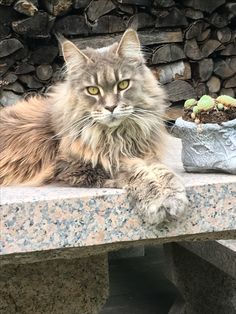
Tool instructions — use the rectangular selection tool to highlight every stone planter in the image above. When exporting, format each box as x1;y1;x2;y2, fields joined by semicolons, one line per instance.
172;117;236;174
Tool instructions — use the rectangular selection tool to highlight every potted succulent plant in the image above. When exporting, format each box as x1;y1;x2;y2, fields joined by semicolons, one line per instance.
172;95;236;174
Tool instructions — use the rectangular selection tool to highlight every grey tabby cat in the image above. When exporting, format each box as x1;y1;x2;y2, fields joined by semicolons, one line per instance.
0;29;188;224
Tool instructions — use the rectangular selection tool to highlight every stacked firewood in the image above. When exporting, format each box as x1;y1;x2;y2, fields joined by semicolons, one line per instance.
0;0;235;116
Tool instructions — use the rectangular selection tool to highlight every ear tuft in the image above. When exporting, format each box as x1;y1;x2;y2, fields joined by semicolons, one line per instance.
116;29;143;61
54;32;65;44
56;33;90;66
62;41;89;65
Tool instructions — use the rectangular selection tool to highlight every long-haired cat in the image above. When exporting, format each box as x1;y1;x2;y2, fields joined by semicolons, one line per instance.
0;29;188;224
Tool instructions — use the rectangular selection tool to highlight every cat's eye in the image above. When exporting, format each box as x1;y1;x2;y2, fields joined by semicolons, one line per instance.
118;80;130;91
87;86;99;95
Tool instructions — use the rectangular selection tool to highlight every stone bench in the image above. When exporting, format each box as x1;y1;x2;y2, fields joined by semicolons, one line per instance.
1;138;236;314
165;240;236;314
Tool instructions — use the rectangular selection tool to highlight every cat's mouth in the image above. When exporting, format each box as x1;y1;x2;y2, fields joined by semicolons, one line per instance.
92;110;132;127
91;104;135;127
102;113;126;127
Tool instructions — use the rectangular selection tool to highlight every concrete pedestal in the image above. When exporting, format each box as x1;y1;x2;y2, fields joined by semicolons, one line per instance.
164;243;236;314
0;254;109;314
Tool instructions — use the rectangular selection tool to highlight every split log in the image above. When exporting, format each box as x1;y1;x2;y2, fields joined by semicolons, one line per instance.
15;63;35;74
185;20;206;40
0;38;23;58
181;0;225;13
194;58;213;82
209;12;228;28
54;15;90;36
224;2;236;18
43;0;72;16
86;0;116;22
139;30;183;45
214;59;235;79
184;8;203;20
73;0;91;9
152;61;191;84
12;12;53;38
117;3;135;15
18;74;43;89
4;81;25;93
0;57;14;77
0;5;21;25
14;0;38;16
195;82;208;98
220;43;236;56
164;80;196;102
226;2;236;14
72;29;183;50
223;75;236;88
0;0;15;5
0;79;10;87
184;39;203;60
201;39;221;57
231;31;235;41
30;45;58;64
215;27;232;43
0;24;11;40
220;88;235;97
228;57;236;71
152;44;185;64
11;45;28;61
209;92;218;98
117;0;152;5
129;13;156;29
164;105;183;121
206;76;221;93
197;28;211;42
3;72;17;84
155;8;188;28
91;15;127;34
153;0;174;7
36;64;53;81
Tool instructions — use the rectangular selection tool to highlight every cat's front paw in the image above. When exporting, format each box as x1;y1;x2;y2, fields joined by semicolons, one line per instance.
130;176;188;225
142;190;188;225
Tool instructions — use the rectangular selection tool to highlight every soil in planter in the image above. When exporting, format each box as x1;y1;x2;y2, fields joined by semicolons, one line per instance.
183;106;236;124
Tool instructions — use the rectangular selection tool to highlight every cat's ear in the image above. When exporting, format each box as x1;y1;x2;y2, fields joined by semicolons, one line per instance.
56;33;90;66
116;29;143;61
62;40;90;65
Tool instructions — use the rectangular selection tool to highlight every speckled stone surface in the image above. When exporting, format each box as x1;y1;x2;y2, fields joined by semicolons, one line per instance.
0;254;108;314
218;239;236;252
1;138;236;262
0;137;235;314
180;240;236;278
165;243;236;314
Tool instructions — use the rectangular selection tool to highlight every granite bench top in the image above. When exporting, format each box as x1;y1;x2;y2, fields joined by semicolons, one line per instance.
1;138;236;263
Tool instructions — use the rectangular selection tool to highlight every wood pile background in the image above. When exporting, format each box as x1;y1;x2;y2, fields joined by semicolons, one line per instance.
0;0;235;119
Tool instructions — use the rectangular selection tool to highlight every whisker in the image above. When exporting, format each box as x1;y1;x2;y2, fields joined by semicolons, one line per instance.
130;114;165;136
133;109;167;123
50;115;92;139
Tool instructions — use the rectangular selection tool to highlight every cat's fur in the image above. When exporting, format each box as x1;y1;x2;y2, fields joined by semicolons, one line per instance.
0;29;188;224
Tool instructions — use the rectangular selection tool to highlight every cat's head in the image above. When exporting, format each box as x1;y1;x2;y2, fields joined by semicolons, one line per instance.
59;29;166;129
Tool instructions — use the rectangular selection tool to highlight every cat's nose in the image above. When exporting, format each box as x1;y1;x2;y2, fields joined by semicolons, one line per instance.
105;105;117;113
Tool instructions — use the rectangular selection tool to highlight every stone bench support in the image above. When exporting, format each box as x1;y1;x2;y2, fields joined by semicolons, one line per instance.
164;241;236;314
0;254;108;314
